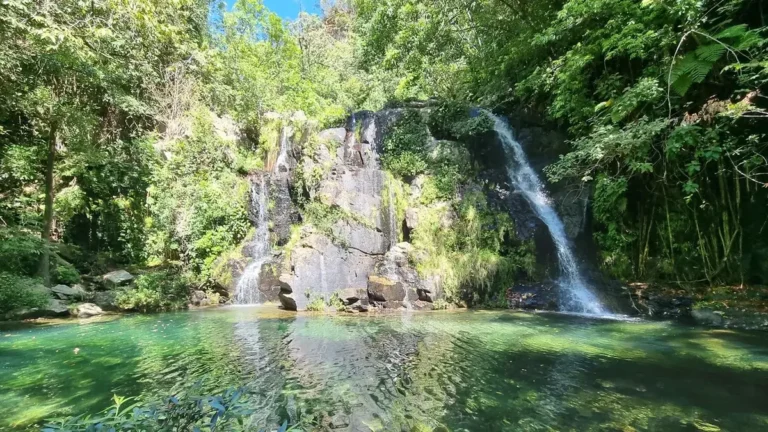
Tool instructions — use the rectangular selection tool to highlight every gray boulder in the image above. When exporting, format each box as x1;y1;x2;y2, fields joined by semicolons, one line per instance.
7;299;70;320
280;232;376;310
71;303;104;319
692;309;725;327
51;284;85;300
368;276;405;302
102;270;134;288
417;288;434;302
191;290;207;306
508;283;560;311
348;301;370;312
336;288;368;306
279;290;298;311
255;261;288;303
44;299;69;316
92;291;119;311
411;300;434;311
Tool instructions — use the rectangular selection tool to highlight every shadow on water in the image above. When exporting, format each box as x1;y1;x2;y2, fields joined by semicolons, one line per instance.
1;309;768;431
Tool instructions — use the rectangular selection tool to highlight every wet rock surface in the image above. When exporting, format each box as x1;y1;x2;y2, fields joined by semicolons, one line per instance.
92;291;119;311
507;282;561;311
101;270;134;288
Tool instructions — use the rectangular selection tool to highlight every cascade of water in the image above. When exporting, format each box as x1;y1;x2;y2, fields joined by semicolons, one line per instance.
387;182;398;248
487;113;607;315
319;255;328;294
274;127;290;173
234;175;271;304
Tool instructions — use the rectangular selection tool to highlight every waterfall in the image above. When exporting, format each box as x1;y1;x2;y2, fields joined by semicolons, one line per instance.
234;175;271;305
387;182;398;248
274;127;291;173
487;113;607;315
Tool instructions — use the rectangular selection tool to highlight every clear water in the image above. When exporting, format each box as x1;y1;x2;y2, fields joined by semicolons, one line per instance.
234;176;270;304
488;113;606;315
2;309;768;431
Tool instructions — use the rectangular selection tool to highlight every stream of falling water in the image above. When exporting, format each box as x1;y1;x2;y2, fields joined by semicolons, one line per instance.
487;113;607;315
234;175;271;304
234;127;292;304
274;127;290;173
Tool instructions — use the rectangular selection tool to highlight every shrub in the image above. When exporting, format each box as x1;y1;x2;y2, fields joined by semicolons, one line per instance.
329;292;346;310
0;228;43;276
115;271;190;313
382;110;430;179
305;297;326;312
427;102;493;141
0;272;49;314
54;262;81;285
206;290;222;305
432;299;449;311
411;191;535;304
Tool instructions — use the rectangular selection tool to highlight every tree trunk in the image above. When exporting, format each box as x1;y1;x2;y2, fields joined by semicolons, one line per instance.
39;120;58;286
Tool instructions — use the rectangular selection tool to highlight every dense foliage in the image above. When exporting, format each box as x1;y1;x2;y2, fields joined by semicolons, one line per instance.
378;106;535;304
0;0;385;310
357;0;768;287
1;0;766;316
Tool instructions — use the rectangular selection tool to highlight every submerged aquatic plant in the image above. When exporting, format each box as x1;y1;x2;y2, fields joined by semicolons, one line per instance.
43;387;294;432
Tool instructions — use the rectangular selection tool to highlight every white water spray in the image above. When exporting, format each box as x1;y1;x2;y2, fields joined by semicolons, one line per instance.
488;113;607;315
234;175;271;304
274;127;291;173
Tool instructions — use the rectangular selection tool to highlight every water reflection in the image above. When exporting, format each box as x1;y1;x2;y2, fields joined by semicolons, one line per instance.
1;309;768;431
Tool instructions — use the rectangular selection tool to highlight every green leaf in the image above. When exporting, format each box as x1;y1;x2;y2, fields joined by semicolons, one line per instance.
671;74;694;96
713;24;748;40
694;44;726;63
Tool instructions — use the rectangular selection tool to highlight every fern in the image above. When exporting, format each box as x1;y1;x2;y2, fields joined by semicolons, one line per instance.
735;31;761;50
714;24;748;40
670;53;716;96
671;74;694;97
694;44;726;62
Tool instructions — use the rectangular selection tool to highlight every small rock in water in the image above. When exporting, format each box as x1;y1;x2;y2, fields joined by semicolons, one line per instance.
329;414;349;429
74;348;80;354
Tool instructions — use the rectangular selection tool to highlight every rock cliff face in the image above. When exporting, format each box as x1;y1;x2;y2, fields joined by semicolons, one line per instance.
272;110;424;311
226;107;597;311
221;110;435;311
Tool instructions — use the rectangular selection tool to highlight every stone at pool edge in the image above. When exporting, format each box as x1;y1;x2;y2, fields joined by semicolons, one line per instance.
336;288;368;306
279;291;298;311
101;270;135;289
692;309;725;327
70;303;104;319
51;284;86;300
367;275;405;302
92;291;119;311
4;299;70;320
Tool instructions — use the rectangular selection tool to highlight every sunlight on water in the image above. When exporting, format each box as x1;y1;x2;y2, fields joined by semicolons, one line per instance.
1;309;768;431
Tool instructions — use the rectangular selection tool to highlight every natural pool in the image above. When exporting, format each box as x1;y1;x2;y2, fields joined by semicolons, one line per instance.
1;308;768;431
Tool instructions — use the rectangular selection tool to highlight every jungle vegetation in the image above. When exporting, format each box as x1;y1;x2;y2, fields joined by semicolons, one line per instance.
0;0;766;314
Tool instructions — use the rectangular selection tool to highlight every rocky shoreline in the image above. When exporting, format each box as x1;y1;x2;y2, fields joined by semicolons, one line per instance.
6;274;767;332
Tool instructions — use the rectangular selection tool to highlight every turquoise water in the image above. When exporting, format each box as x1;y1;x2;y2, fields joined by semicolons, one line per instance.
2;308;768;431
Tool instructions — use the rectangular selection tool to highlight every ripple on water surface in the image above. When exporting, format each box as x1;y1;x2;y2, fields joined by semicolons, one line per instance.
1;308;768;431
